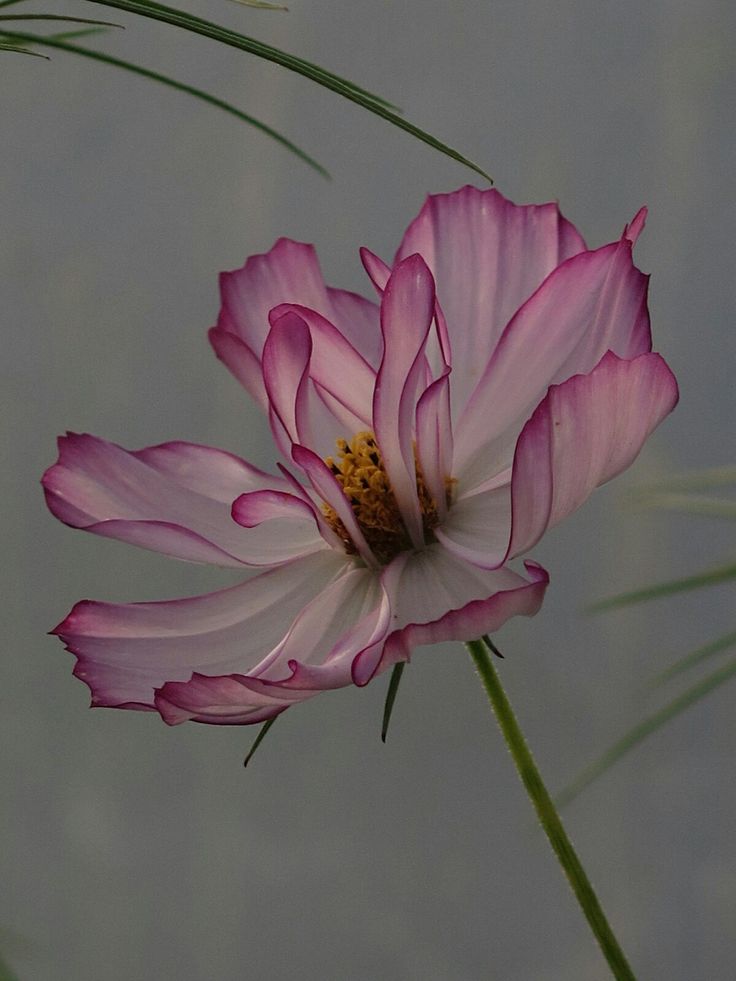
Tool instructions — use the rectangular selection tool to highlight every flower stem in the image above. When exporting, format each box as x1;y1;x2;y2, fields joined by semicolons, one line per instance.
466;638;636;981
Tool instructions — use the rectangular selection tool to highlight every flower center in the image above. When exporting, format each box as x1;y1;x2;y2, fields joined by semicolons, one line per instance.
322;430;445;565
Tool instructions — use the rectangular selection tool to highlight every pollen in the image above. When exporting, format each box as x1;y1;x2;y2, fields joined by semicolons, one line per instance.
322;431;449;565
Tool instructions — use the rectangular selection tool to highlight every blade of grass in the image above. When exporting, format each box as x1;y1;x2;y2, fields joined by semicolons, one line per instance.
381;662;405;743
651;629;736;688
47;27;109;40
0;13;122;25
82;0;492;180
588;561;736;612
632;492;736;519
2;30;328;176
556;656;736;809
0;38;48;54
638;466;736;493
243;715;277;767
228;0;287;9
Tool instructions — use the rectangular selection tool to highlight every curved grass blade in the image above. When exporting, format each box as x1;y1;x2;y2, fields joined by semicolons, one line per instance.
0;952;20;981
0;13;122;25
632;491;736;519
588;561;736;612
47;27;108;40
228;0;287;9
556;656;736;809
639;466;736;493
0;0;27;8
0;38;47;55
481;634;504;658
82;0;492;181
243;715;277;767
2;30;328;176
381;662;405;743
651;629;736;688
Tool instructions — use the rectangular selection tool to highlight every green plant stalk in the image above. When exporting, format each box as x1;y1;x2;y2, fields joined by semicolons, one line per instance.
466;638;635;981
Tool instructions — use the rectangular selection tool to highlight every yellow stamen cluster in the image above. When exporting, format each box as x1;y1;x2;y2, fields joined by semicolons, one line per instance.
323;431;444;565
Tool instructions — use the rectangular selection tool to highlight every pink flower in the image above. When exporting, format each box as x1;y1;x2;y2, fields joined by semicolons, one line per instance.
44;187;678;726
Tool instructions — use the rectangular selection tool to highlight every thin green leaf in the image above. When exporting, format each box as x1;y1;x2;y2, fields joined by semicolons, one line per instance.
481;634;504;658
639;466;736;493
0;952;20;981
48;27;108;40
0;0;27;8
228;0;287;9
631;491;736;519
0;38;47;54
82;0;492;180
0;13;122;25
588;561;736;612
2;31;328;176
243;715;277;767
556;656;736;809
651;629;736;688
381;662;405;743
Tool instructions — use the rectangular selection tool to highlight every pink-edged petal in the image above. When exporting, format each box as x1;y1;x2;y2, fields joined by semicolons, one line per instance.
208;327;268;412
216;238;381;405
373;254;436;548
434;483;510;569
53;550;348;714
231;487;338;557
507;351;679;559
218;238;331;358
268;303;375;427
248;564;389;689
262;311;349;458
377;545;549;671
415;372;453;521
360;246;391;293
454;232;654;489
155;676;305;726
325;286;382;369
624;206;647;245
156;563;390;723
395;186;587;416
42;433;323;567
291;444;378;568
132;440;289;500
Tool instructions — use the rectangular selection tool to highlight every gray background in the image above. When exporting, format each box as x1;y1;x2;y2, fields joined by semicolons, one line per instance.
2;1;735;978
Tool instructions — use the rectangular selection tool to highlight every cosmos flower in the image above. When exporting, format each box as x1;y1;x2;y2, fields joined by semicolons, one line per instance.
43;187;678;725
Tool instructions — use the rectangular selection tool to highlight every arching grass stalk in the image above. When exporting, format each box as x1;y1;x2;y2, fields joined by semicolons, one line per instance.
466;637;636;981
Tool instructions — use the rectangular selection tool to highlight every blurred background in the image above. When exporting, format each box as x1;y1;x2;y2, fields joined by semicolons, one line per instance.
2;1;735;978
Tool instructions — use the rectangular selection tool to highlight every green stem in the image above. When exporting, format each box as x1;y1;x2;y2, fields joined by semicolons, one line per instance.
466;638;636;981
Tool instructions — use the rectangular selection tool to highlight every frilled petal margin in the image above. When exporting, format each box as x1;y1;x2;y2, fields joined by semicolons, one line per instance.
52;550;349;716
151;549;548;725
42;434;326;567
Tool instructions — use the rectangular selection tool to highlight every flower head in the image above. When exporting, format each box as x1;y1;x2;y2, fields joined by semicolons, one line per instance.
44;188;678;725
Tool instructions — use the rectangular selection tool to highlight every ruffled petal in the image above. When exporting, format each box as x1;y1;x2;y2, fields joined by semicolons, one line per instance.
377;545;549;671
215;238;380;404
415;372;453;521
52;550;349;714
395;186;587;417
261;311;344;458
325;286;382;369
268;302;375;428
156;563;390;723
507;351;679;559
373;254;436;548
290;445;377;568
434;483;510;569
42;434;323;567
454;230;653;490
